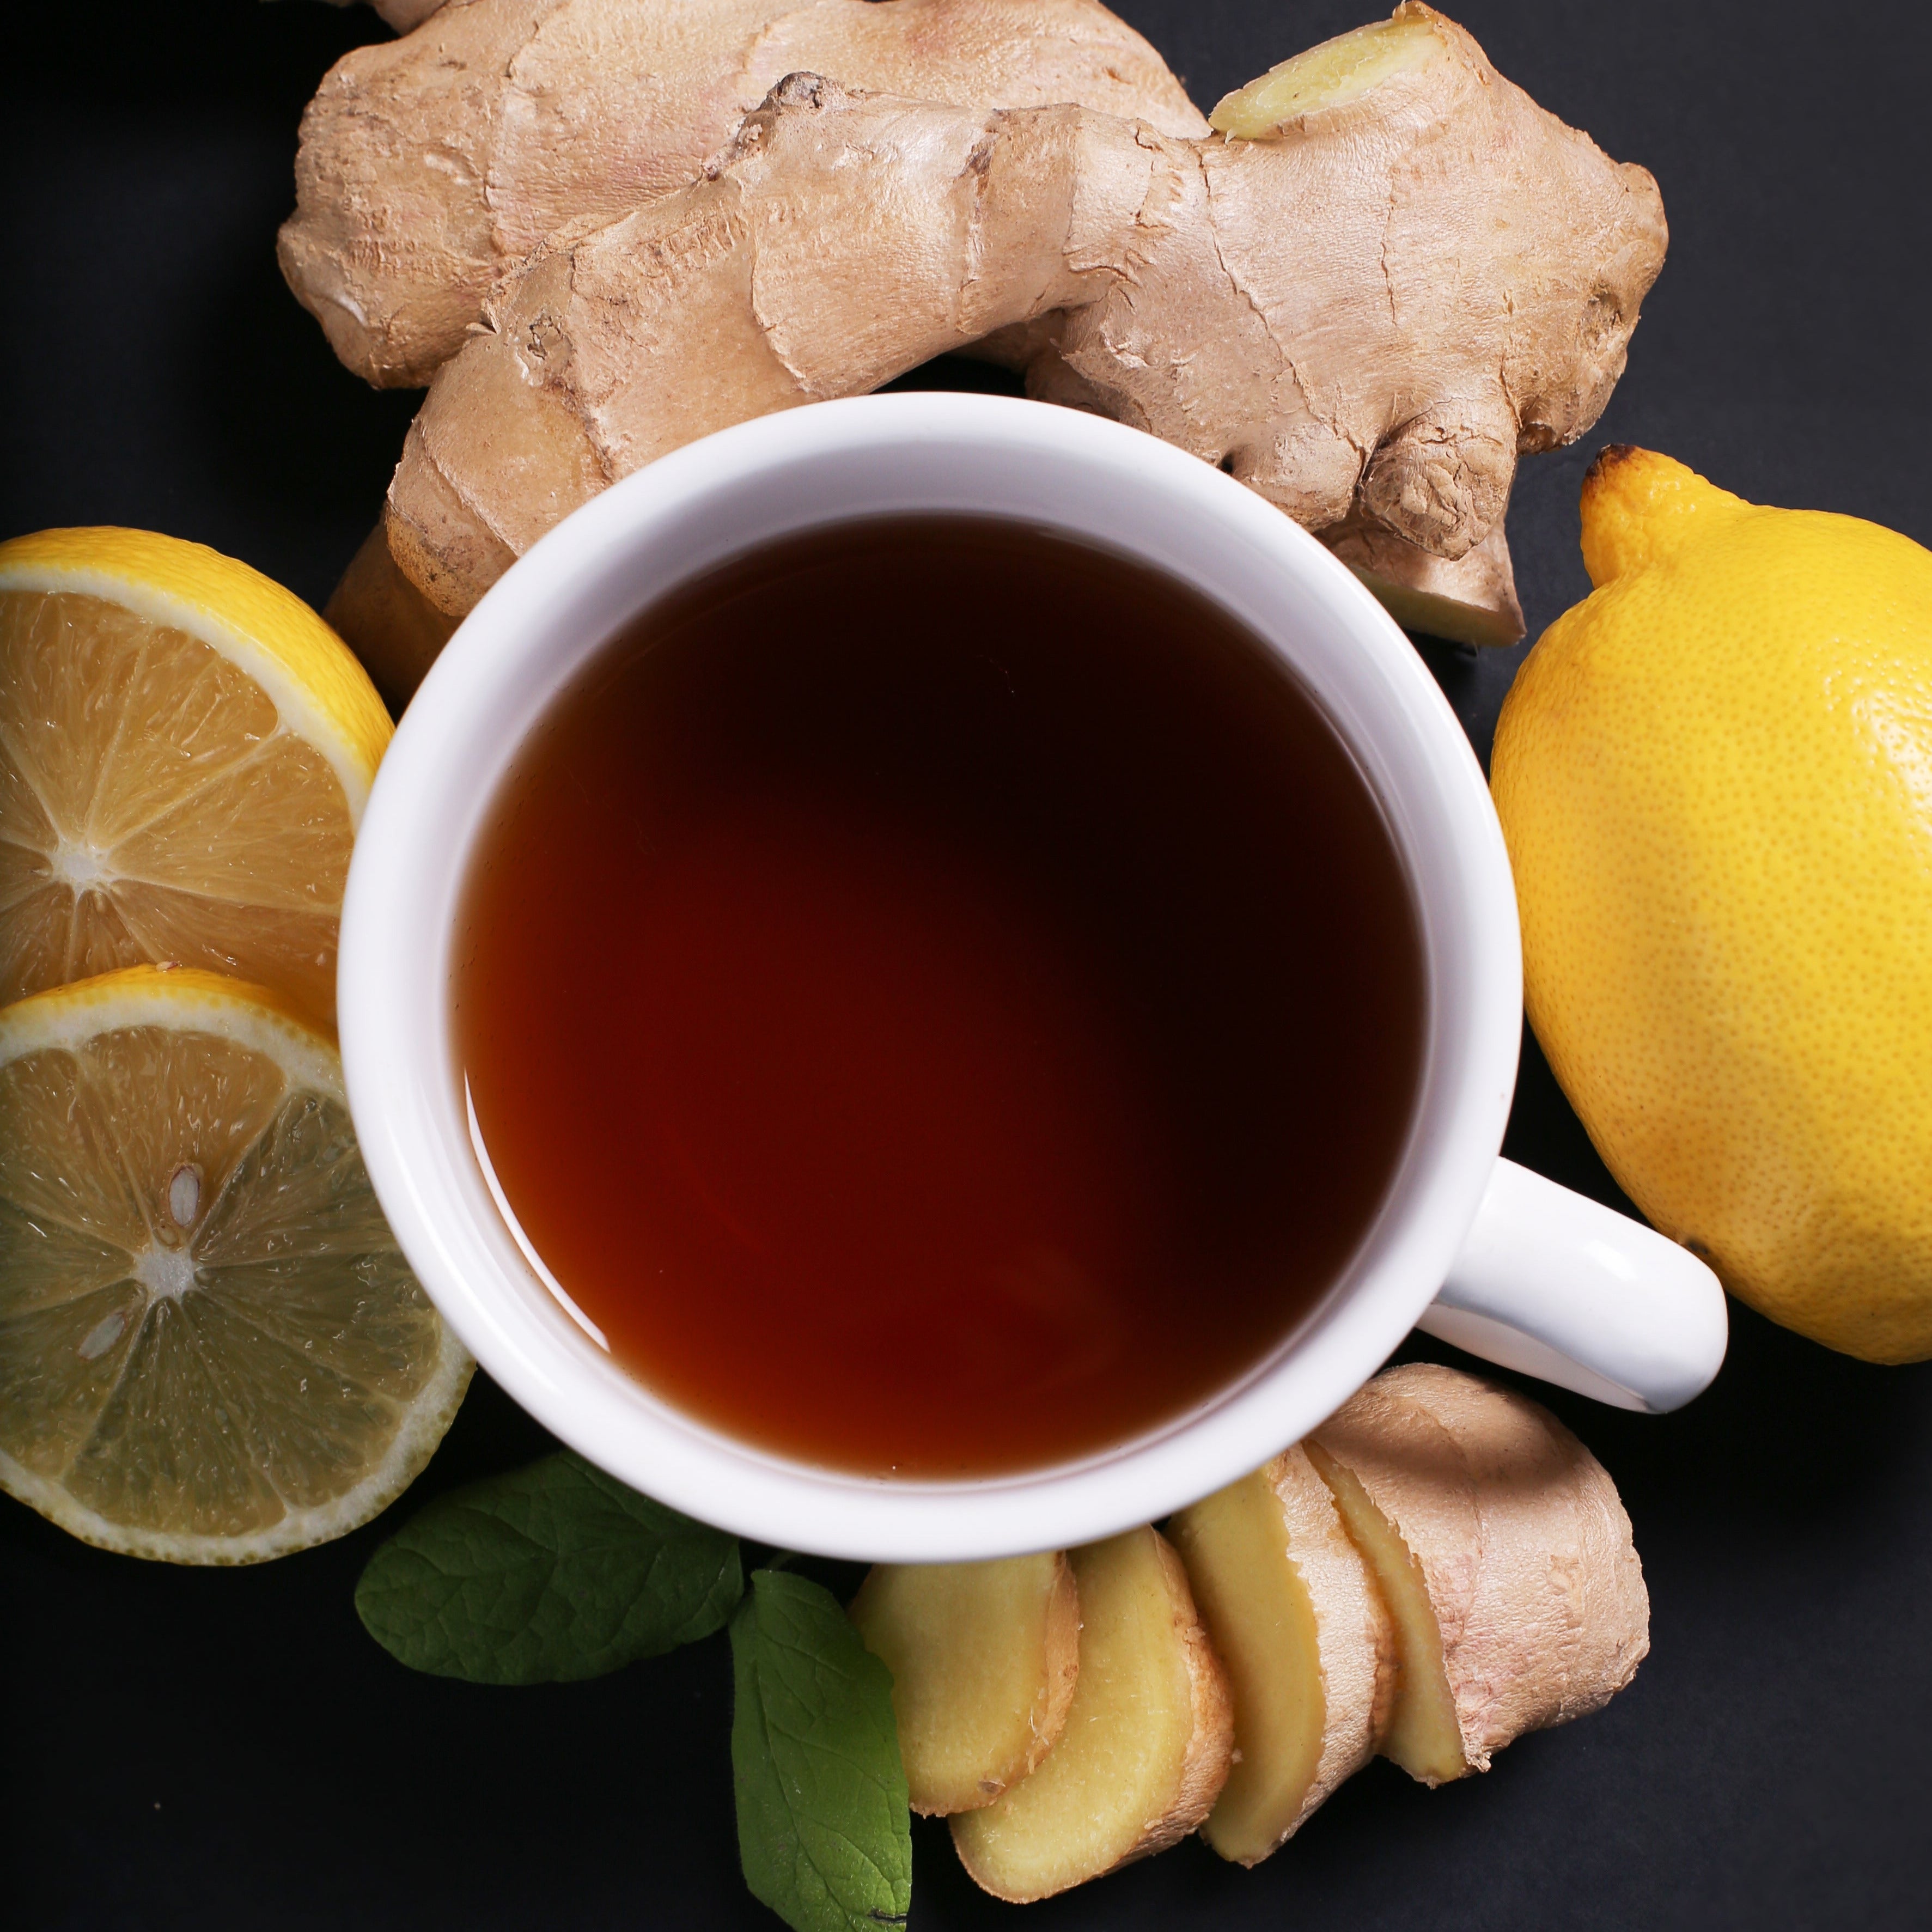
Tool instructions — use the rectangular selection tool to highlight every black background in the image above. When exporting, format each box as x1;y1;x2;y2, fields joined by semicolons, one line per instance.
4;3;1930;1927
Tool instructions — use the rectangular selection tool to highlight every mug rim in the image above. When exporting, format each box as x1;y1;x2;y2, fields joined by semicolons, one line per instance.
339;393;1522;1559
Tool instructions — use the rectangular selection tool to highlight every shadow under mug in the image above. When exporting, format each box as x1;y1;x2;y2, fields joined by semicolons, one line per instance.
339;393;1727;1562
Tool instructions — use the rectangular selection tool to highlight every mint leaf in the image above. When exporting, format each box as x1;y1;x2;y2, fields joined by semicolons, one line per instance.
356;1450;740;1683
731;1570;912;1932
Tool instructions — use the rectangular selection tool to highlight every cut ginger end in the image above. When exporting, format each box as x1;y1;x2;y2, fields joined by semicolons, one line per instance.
848;1553;1078;1817
1309;1363;1651;1785
950;1527;1232;1903
1168;1446;1392;1864
1210;7;1441;138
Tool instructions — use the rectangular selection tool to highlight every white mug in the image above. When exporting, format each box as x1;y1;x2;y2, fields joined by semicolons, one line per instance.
339;393;1727;1561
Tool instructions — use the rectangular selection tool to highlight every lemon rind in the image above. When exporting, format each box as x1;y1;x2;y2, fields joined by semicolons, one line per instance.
0;531;392;825
0;965;346;1089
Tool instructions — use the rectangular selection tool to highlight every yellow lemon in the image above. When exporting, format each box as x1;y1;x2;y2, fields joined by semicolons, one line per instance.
0;527;392;1031
1492;447;1932;1362
0;965;469;1560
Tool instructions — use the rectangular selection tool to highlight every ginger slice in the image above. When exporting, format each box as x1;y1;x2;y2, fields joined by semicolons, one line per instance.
1301;1439;1466;1783
1169;1445;1393;1865
951;1526;1232;1903
1310;1363;1650;1784
848;1553;1078;1816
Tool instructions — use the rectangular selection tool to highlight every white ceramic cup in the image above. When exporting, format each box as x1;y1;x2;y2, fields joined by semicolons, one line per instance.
340;392;1727;1561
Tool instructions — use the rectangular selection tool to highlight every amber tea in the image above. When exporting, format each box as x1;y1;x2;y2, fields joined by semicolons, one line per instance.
453;516;1424;1477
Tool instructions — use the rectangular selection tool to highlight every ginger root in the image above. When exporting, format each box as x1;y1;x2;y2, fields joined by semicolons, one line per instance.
377;7;1663;643
1168;1445;1393;1866
354;0;448;32
1326;517;1527;652
321;521;454;716
950;1527;1231;1903
848;1553;1080;1817
280;0;1205;389
1309;1363;1650;1784
317;1;446;32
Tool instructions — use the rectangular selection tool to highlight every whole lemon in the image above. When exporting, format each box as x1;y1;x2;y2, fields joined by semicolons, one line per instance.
1492;447;1932;1362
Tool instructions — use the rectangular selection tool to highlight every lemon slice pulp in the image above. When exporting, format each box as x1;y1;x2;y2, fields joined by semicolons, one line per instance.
0;966;469;1562
0;527;393;1031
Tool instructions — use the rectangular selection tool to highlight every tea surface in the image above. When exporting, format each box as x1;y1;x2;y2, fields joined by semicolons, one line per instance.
454;518;1423;1476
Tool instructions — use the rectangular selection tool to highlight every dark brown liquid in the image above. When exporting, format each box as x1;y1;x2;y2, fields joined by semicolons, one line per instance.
454;517;1423;1476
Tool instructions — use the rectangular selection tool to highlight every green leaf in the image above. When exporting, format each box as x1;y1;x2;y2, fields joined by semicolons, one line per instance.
355;1450;741;1683
731;1570;912;1932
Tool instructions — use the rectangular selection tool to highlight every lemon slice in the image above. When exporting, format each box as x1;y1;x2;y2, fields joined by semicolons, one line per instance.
0;965;470;1561
0;527;393;1031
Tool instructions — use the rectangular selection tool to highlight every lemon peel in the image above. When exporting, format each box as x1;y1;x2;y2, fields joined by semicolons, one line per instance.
1494;448;1932;1361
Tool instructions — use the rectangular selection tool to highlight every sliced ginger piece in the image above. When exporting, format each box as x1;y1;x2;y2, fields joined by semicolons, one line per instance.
1209;6;1443;139
848;1553;1078;1815
951;1526;1231;1903
1169;1445;1393;1864
1310;1363;1650;1784
1301;1439;1465;1783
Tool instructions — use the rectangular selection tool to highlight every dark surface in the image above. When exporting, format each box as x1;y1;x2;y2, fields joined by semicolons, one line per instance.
4;2;1930;1927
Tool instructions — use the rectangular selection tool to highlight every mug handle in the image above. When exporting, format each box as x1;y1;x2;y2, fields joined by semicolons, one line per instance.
1417;1158;1729;1413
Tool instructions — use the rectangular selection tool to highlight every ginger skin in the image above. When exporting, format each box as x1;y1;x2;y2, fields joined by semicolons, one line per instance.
382;9;1665;630
1312;1364;1650;1782
281;0;1205;391
364;0;448;30
318;1;446;31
